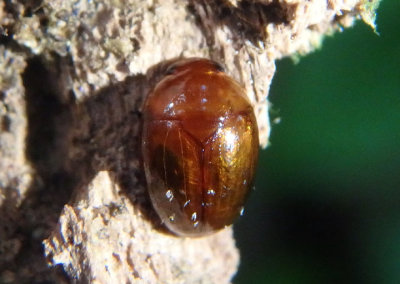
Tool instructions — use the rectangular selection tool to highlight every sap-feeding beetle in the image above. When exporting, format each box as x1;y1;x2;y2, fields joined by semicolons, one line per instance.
142;58;259;237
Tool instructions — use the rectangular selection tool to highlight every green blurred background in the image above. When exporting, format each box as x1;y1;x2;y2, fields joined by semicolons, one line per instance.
235;1;400;283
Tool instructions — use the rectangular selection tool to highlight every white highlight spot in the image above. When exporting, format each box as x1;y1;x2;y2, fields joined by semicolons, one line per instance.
165;190;174;202
224;130;236;151
191;212;197;221
165;102;174;111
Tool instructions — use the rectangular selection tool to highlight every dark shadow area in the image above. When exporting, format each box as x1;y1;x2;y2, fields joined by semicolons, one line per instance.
189;0;295;45
68;71;152;213
235;192;363;284
0;55;74;282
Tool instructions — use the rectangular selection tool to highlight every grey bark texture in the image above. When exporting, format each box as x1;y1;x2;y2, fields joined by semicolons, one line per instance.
0;0;375;283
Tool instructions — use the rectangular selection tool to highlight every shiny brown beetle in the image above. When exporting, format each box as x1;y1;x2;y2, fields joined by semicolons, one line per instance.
142;58;259;237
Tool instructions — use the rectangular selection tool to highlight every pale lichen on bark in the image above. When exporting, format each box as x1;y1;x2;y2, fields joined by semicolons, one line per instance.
0;0;380;283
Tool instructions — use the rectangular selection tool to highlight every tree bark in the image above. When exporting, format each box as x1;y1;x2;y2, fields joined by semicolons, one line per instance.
0;0;378;283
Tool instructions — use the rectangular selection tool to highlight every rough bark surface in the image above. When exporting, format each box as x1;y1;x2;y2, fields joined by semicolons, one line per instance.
0;0;373;283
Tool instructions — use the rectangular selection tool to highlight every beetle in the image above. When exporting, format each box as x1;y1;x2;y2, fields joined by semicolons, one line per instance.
142;58;259;237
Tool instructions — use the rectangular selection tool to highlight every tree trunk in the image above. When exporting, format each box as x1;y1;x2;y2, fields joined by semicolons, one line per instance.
0;0;378;283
